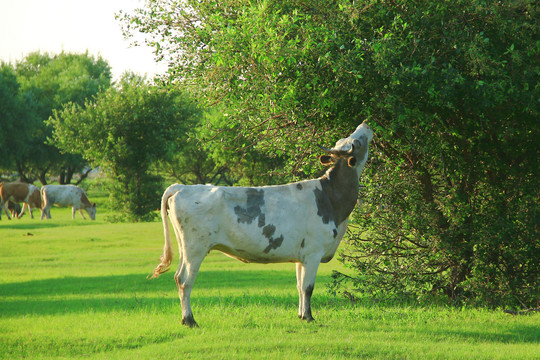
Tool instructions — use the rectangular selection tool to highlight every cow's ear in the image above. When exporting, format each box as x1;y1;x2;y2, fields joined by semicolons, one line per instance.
347;156;357;167
92;203;96;208
319;155;333;165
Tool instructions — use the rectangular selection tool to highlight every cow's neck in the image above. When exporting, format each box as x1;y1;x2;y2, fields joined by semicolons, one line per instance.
318;159;360;226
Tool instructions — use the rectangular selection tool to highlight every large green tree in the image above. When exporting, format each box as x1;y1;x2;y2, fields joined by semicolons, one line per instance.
122;0;538;307
0;64;26;173
49;74;199;221
10;52;111;183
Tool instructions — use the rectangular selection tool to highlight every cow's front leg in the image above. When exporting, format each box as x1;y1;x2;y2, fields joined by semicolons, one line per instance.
296;262;304;318
296;257;321;322
14;203;27;219
79;209;87;220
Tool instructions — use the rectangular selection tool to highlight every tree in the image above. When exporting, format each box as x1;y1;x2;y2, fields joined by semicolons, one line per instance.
49;74;199;221
122;0;538;307
0;62;43;180
0;64;25;172
158;108;287;186
11;52;111;184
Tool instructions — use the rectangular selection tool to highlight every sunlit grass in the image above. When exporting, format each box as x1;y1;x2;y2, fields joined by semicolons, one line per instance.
1;190;538;359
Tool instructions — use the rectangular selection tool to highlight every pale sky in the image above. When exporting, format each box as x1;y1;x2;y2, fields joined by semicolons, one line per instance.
0;0;167;80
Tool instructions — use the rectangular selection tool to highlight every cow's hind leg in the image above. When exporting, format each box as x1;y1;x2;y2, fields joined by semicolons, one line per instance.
296;257;321;322
174;246;205;328
41;205;52;220
0;201;9;220
40;201;49;220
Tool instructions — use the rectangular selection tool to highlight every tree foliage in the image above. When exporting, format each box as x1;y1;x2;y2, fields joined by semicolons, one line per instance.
122;0;538;306
49;74;199;221
1;52;112;183
0;64;28;172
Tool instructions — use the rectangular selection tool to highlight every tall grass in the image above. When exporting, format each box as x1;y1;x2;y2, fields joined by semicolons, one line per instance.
0;187;538;359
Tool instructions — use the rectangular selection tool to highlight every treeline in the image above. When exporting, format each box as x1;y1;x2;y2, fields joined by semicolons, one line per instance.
1;52;284;221
1;52;110;184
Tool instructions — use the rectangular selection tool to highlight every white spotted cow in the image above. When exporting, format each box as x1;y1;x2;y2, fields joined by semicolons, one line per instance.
40;185;96;220
150;121;374;327
0;182;42;220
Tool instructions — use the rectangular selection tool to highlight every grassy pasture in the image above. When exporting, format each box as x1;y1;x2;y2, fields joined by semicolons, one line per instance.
0;189;538;359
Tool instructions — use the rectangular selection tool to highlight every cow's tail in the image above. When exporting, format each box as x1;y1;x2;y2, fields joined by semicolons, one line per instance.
148;186;178;279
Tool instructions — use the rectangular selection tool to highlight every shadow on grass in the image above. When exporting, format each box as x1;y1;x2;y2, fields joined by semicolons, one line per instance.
0;270;303;317
0;220;99;230
0;270;297;298
0;221;63;230
429;326;540;346
3;271;536;345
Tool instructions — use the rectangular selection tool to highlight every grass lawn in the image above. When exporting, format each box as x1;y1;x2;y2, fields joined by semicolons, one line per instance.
0;189;538;359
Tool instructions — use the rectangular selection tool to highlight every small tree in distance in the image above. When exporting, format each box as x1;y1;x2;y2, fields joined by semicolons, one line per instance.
49;73;199;221
1;52;111;183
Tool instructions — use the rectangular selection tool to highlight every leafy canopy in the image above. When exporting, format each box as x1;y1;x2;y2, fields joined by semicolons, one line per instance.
122;0;538;306
1;52;111;183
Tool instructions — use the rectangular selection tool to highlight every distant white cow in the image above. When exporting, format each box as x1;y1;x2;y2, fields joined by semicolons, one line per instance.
0;182;41;220
40;185;96;220
150;121;374;327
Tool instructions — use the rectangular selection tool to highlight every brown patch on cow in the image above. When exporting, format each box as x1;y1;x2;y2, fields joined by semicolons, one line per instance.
264;234;284;253
1;183;30;203
262;224;276;238
296;183;303;190
234;188;265;225
258;213;266;228
313;137;368;226
262;223;284;253
313;187;334;225
80;192;92;207
29;188;42;208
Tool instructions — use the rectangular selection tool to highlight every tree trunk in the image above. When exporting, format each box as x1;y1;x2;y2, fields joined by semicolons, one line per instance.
38;170;48;185
59;171;66;184
15;161;34;183
65;165;75;184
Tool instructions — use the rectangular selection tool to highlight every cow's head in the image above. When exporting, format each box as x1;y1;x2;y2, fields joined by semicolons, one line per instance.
88;203;97;220
318;121;374;177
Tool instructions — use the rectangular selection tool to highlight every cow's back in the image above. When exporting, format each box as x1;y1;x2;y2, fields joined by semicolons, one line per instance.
42;185;82;206
27;184;41;208
1;183;30;203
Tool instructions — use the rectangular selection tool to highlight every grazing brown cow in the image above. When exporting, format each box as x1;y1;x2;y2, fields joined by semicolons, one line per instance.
0;182;42;220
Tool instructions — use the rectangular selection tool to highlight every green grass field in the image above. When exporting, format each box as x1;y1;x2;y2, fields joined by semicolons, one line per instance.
1;189;538;359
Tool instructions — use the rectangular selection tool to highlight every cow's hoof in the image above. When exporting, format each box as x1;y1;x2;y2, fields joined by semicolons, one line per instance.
182;315;198;328
299;314;315;322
